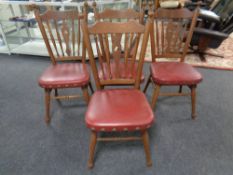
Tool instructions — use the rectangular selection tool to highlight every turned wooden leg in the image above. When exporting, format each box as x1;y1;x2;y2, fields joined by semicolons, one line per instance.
89;82;94;94
191;85;197;119
44;88;51;124
178;85;183;93
82;85;90;104
88;131;97;169
151;85;160;109
141;130;152;167
54;89;58;97
143;75;152;93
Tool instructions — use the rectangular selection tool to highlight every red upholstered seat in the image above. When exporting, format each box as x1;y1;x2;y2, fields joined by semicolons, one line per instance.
85;89;154;132
150;62;203;85
98;62;144;81
39;63;90;88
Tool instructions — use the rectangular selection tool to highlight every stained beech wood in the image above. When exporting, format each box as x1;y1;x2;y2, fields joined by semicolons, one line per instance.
82;19;150;90
54;88;58;97
143;75;152;93
142;130;152;167
91;3;146;88
191;85;197;119
83;16;152;168
88;131;97;169
82;85;90;104
35;9;93;124
35;10;87;63
52;94;82;100
145;8;201;118
151;85;160;109
97;137;142;142
44;89;51;124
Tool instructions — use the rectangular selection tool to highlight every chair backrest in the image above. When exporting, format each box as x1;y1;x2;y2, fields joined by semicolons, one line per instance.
81;20;151;90
35;9;87;65
150;8;199;62
91;2;146;72
92;2;145;24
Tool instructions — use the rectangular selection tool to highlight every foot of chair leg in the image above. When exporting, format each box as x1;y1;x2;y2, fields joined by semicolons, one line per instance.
192;114;196;120
191;85;197;120
88;131;97;169
44;88;51;124
141;130;152;167
151;85;160;109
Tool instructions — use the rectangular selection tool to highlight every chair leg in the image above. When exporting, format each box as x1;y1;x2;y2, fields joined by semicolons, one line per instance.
89;82;94;94
88;131;97;169
178;85;183;93
141;130;152;167
143;75;151;93
151;85;160;109
191;85;197;119
54;89;58;97
44;88;51;124
82;85;90;104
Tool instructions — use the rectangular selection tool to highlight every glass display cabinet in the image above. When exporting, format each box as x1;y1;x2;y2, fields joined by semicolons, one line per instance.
0;0;134;56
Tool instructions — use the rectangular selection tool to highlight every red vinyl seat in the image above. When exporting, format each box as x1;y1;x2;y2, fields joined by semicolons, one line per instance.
150;62;203;85
98;62;144;82
39;63;90;88
86;89;154;132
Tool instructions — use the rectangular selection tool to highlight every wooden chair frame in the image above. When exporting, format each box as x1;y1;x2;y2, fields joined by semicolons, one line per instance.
144;8;200;119
90;2;147;88
35;9;93;123
81;18;152;168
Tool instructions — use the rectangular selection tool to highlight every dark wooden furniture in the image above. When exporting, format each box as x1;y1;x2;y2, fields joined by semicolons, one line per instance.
144;8;203;119
35;10;93;124
91;2;146;88
81;19;153;168
189;5;232;61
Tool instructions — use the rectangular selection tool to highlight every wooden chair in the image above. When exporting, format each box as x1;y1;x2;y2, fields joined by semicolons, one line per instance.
81;18;153;168
144;8;203;119
90;2;146;88
35;9;93;124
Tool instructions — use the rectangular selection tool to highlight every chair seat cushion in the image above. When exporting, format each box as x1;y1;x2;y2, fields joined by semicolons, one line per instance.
151;62;202;85
98;62;144;82
39;63;90;88
85;89;154;132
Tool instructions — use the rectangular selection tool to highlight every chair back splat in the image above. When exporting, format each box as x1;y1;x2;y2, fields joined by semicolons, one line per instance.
35;9;88;64
150;8;199;62
82;19;151;90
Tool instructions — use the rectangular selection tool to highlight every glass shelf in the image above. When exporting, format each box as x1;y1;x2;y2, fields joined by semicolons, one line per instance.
0;0;134;56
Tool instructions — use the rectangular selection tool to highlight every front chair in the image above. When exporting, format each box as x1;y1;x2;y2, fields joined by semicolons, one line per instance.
144;8;203;119
35;10;93;124
81;19;153;168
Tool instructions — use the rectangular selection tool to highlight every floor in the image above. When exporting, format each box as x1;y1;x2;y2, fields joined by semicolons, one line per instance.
0;54;233;175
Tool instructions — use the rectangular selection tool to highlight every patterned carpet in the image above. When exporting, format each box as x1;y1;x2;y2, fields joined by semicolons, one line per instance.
144;33;233;70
